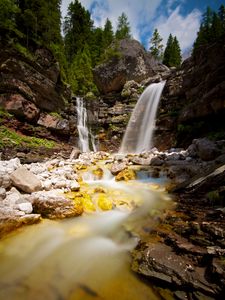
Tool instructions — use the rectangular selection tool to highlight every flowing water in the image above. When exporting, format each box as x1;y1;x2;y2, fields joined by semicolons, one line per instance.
120;81;166;154
0;166;171;300
76;97;96;152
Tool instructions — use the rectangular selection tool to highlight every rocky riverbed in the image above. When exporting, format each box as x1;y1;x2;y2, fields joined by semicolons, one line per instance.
0;137;225;299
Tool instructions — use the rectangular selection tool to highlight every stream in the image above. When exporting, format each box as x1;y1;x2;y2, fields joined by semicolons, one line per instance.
0;165;171;300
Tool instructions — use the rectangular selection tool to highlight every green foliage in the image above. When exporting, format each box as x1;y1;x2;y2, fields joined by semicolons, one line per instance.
163;34;182;67
115;13;131;40
68;45;97;95
193;5;225;54
206;190;221;205
0;0;20;32
149;29;164;60
14;43;34;60
100;41;122;63
0;126;55;149
63;0;93;63
103;18;114;47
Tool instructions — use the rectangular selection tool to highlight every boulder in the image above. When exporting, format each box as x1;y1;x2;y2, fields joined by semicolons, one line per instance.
10;167;42;193
115;168;136;181
32;192;83;219
93;39;168;94
37;113;70;134
111;162;127;175
193;138;220;161
0;208;41;238
1;93;40;121
132;242;217;296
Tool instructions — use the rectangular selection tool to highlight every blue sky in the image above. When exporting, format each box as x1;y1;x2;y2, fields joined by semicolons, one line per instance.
61;0;225;53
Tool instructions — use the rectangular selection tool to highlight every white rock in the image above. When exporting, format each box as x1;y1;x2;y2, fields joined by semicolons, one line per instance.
70;181;80;191
10;167;42;193
17;202;33;214
5;187;21;205
54;180;67;189
58;161;65;167
43;179;52;191
0;187;6;200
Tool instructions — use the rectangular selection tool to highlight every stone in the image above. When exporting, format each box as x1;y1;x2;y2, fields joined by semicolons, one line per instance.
150;157;164;166
130;156;151;165
93;39;168;94
185;164;225;195
3;94;40;121
193;138;220;161
10;167;42;193
17;202;33;214
32;191;83;219
132;242;217;296
70;181;80;191
0;209;41;239
0;47;68;112
0;188;6;200
111;162;127;175
115;168;136;181
37;113;70;135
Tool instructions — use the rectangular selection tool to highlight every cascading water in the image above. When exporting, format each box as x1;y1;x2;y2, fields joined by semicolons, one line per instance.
76;97;96;152
119;81;166;153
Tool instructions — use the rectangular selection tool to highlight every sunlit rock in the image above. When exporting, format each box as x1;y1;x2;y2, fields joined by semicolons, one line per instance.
97;194;113;211
115;168;136;182
10;167;42;193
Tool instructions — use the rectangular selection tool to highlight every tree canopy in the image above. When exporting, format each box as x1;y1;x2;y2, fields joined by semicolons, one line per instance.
149;28;164;61
193;5;225;54
115;13;131;40
163;34;182;67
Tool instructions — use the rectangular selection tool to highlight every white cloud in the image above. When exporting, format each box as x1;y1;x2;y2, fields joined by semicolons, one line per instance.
61;1;201;52
154;6;201;51
61;0;162;41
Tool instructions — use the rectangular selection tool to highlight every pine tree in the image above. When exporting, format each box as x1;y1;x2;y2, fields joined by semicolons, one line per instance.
149;28;164;61
218;4;225;30
63;0;93;62
163;34;173;66
163;34;181;67
0;0;20;33
115;13;131;40
193;5;225;54
103;18;114;47
171;36;182;67
68;45;97;94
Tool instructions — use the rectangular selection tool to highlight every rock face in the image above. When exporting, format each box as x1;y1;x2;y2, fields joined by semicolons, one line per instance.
93;39;168;94
0;47;67;114
154;35;225;149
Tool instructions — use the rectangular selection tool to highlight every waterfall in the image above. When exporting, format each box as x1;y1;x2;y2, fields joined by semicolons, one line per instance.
119;81;166;154
76;97;96;152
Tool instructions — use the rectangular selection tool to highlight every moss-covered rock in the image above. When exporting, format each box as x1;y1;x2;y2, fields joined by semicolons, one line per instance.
115;168;136;181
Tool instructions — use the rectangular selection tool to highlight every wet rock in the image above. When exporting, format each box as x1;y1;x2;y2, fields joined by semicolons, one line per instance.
130;156;151;165
185;164;225;195
150;156;164;166
10;167;42;193
32;191;83;219
111;162;127;175
132;242;217;296
0;209;41;238
115;168;136;181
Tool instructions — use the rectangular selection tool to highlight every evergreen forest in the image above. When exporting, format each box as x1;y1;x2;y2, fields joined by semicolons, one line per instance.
1;0;225;95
